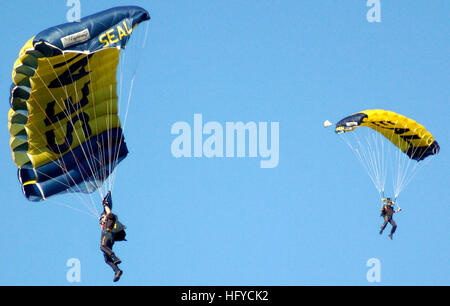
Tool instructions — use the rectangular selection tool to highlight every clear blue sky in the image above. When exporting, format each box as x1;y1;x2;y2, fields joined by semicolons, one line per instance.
0;1;448;285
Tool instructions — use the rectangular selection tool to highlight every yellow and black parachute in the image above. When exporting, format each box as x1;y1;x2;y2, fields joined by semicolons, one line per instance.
335;109;439;161
335;109;439;199
8;6;150;202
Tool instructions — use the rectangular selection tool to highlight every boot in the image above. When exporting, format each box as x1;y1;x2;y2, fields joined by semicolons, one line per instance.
113;269;123;282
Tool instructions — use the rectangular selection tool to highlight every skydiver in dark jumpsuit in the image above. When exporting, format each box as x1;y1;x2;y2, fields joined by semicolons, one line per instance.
100;191;123;282
379;198;402;240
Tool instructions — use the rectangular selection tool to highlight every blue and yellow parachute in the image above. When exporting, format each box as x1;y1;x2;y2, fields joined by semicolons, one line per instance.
8;6;150;201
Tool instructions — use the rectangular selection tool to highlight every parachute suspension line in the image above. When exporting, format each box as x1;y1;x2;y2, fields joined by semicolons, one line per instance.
49;53;103;214
93;23;151;197
393;126;434;199
34;55;101;216
381;116;434;200
377;128;386;194
67;51;119;213
371;127;387;194
105;47;127;195
49;198;100;219
356;131;380;193
107;83;114;193
365;129;386;195
28;87;99;217
42;55;101;195
392;118;409;199
102;92;116;202
79;55;104;208
339;131;383;196
108;67;135;194
95;82;114;200
108;22;150;193
380;115;410;200
81;24;149;203
108;54;127;194
105;48;123;194
48;54;99;186
84;54;104;197
387;118;411;199
378;130;387;194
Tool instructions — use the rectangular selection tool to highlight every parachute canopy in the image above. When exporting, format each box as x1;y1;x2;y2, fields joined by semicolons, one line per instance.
335;109;439;161
8;6;150;201
335;109;439;199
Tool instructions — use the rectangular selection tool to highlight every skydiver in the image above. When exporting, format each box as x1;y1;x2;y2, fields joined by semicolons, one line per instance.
379;197;402;240
100;191;123;282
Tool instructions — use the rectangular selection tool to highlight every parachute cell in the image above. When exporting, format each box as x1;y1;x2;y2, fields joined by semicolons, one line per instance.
8;6;150;201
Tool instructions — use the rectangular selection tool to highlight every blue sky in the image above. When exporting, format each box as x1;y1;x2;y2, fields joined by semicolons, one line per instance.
0;1;448;285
